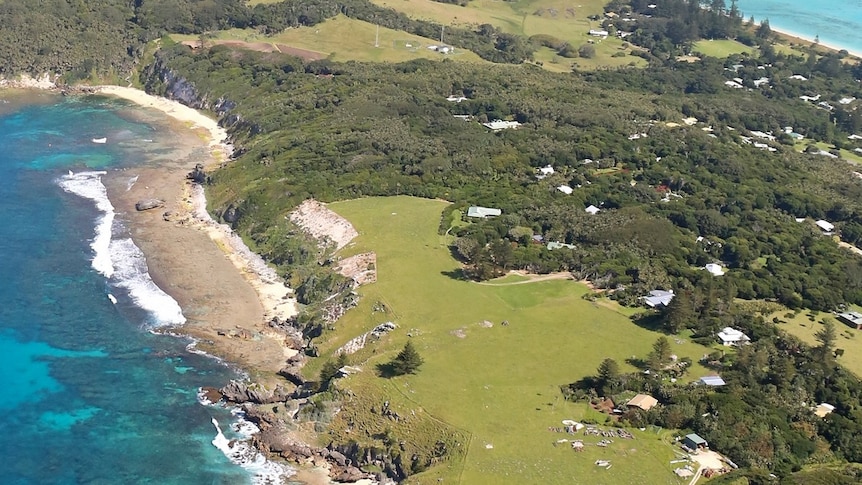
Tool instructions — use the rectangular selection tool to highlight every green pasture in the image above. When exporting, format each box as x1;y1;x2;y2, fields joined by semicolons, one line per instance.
692;39;757;58
370;0;646;70
317;196;713;484
270;15;486;63
794;140;862;165
171;16;486;64
768;307;862;376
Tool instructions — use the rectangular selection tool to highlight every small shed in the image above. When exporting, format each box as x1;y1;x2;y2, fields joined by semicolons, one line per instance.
837;311;862;330
683;433;708;450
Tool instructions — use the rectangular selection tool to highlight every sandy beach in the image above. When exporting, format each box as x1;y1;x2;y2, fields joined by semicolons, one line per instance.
96;85;300;385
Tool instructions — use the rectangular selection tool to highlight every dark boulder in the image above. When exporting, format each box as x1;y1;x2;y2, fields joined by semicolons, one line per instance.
187;163;206;184
135;199;165;211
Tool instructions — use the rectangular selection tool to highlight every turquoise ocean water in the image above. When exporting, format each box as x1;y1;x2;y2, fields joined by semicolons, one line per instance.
735;0;862;54
0;93;292;484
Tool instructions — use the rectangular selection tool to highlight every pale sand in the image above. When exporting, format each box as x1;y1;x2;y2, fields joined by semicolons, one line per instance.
93;85;299;383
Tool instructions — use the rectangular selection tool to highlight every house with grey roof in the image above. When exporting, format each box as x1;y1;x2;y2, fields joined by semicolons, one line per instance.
466;206;501;219
642;289;675;308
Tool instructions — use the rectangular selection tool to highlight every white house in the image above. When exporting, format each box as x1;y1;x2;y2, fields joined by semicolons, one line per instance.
466;206;501;218
585;205;601;215
446;95;467;102
699;375;726;386
724;80;743;89
839;97;856;105
557;185;573;195
589;29;609;37
538;165;555;175
642;289;675;308
717;327;750;346
815;220;834;232
814;403;835;418
788;74;808;81
483;120;521;131
753;77;770;88
704;263;725;276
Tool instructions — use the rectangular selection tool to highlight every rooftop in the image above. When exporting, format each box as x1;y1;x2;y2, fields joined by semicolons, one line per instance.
642;289;675;308
626;393;658;411
699;375;726;386
466;206;501;218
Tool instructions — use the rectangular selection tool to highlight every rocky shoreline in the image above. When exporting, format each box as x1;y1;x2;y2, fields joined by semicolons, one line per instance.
1;74;381;484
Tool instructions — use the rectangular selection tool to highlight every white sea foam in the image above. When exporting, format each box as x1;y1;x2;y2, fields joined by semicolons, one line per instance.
111;237;185;326
126;175;139;191
58;170;185;327
58;171;115;277
211;417;295;485
196;387;214;406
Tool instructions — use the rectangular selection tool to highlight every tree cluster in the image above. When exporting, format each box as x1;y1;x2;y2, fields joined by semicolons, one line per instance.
564;309;862;479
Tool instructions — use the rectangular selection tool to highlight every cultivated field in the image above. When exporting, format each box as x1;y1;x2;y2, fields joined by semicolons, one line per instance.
692;39;757;58
315;196;714;484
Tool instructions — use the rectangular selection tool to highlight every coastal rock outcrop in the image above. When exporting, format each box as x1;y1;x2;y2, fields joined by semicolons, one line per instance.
219;380;291;404
135;198;165;211
187;163;207;184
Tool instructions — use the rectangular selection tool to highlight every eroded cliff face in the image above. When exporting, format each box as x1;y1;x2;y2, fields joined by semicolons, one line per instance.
141;53;254;138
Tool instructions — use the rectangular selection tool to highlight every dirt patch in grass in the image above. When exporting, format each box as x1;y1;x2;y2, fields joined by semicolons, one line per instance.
180;40;326;60
334;252;377;285
274;44;327;60
289;199;358;251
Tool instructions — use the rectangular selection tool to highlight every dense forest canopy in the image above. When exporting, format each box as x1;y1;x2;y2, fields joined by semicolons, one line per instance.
0;0;533;79
144;42;862;316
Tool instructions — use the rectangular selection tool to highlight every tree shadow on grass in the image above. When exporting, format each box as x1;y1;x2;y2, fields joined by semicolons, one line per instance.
625;357;649;370
440;269;470;281
630;311;665;332
376;362;398;378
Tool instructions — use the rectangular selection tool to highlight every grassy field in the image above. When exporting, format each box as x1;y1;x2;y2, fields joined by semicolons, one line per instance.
315;196;714;484
794;140;862;165
692;39;757;58
171;16;487;64
370;0;647;70
768;308;862;376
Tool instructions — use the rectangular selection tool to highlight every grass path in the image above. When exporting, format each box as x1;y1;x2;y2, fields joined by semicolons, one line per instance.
478;271;573;286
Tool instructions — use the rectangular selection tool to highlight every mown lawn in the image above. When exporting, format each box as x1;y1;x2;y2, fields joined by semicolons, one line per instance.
316;196;714;484
768;307;862;376
692;39;757;58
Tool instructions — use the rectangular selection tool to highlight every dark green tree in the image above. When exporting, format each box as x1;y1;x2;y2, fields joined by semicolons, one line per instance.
815;319;838;359
319;352;349;388
389;341;424;375
596;358;621;395
664;290;694;334
649;336;673;371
